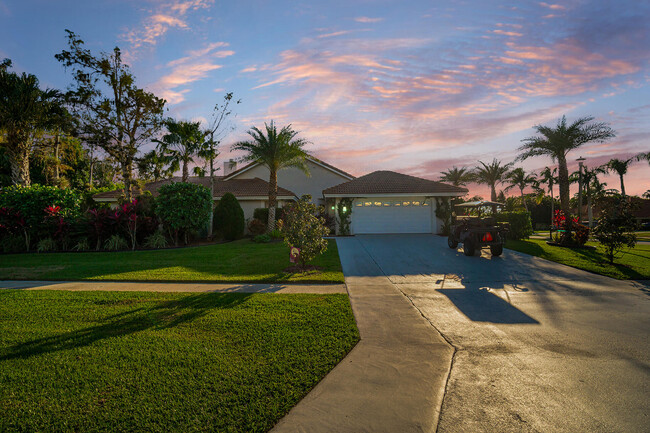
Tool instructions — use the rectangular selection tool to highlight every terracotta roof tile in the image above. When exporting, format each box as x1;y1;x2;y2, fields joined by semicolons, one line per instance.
93;177;296;200
322;170;468;196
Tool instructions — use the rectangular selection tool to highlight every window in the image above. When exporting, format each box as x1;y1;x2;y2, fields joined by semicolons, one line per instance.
364;201;372;207
374;201;382;207
402;201;411;207
356;202;363;207
412;201;421;206
383;201;391;206
423;201;430;206
394;202;401;206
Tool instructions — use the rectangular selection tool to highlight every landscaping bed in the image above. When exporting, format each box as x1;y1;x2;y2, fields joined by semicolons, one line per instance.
0;239;344;283
505;238;650;280
0;290;359;432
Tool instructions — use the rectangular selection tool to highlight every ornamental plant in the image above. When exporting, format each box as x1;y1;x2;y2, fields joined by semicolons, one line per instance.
593;195;639;263
282;195;329;268
213;193;245;241
155;182;212;245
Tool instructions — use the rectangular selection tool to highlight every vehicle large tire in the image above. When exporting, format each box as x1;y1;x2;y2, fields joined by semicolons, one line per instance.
490;243;503;256
448;235;458;249
463;236;475;256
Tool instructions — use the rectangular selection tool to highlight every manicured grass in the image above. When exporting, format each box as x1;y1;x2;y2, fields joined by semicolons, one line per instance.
0;239;344;283
0;290;359;432
505;238;650;280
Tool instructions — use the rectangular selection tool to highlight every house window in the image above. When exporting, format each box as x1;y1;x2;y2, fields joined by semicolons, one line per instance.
413;201;421;206
423;201;430;206
364;201;372;207
402;201;411;207
374;201;382;207
383;201;391;206
356;202;363;207
394;202;401;206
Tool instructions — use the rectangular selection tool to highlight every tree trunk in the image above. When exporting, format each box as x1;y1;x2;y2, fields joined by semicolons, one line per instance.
122;160;133;201
54;133;61;185
549;185;554;241
267;169;278;233
619;174;626;196
520;188;528;211
182;160;189;182
587;195;593;229
7;138;31;187
490;185;497;214
557;156;572;243
207;156;215;238
89;159;95;188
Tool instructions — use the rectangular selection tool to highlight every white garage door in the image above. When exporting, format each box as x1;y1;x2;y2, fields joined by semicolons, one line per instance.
351;198;433;234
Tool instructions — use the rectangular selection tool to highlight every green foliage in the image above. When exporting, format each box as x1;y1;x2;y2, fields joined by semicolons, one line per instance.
104;234;128;251
1;234;26;253
593;196;639;263
144;232;168;249
154;118;204;182
495;211;533;240
336;198;352;235
435;197;452;235
283;195;329;267
253;234;271;243
269;228;283;240
213;193;245;241
37;238;58;253
247;218;266;236
156;182;212;244
72;238;90;251
253;207;284;224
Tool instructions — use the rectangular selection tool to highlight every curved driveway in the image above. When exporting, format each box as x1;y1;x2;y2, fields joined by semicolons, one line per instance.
355;234;650;433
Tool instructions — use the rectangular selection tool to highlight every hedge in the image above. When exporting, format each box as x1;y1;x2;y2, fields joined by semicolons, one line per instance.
155;182;212;245
214;193;245;241
495;211;533;240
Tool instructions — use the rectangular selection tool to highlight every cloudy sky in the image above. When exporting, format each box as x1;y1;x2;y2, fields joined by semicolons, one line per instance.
1;0;648;196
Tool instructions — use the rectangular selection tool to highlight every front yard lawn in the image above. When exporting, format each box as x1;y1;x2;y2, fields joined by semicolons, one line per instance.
505;238;650;280
0;239;344;283
0;290;359;432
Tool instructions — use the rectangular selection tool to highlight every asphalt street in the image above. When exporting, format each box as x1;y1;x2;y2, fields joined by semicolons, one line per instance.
354;234;649;433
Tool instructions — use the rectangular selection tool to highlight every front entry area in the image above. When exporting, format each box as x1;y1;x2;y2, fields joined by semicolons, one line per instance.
350;198;434;234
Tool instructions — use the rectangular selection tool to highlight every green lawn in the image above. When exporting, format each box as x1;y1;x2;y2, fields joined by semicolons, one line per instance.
0;239;344;283
0;290;359;432
505;238;650;280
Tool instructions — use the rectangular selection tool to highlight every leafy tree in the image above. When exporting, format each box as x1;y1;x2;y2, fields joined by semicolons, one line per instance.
474;159;512;212
155;182;212;245
232;121;310;233
593;195;639;264
602;157;634;196
202;92;240;237
56;30;165;200
439;166;474;186
136;149;173;182
213;192;245;241
505;167;538;211
0;59;66;186
282;195;329;268
155;118;204;182
518;115;615;244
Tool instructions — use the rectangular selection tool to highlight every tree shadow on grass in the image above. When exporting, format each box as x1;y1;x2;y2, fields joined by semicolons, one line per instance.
570;247;647;279
0;292;252;361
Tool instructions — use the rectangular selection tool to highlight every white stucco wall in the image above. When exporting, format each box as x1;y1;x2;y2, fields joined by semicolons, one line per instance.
230;160;351;205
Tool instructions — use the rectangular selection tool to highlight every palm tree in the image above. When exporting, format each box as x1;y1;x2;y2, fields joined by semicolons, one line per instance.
603;157;634;196
0;60;64;186
155;118;204;182
571;165;607;228
636;151;650;166
136;149;174;182
518;115;615;243
439;166;474;187
474;159;513;212
505;167;537;211
232;121;310;232
537;167;558;237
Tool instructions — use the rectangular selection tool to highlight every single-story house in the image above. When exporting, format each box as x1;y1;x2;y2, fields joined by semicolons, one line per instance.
94;157;467;234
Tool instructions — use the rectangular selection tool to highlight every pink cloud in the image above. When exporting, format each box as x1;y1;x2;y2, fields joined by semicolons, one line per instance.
354;17;384;23
539;2;566;10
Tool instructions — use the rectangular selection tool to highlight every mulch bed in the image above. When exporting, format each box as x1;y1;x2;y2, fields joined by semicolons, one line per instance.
283;264;324;274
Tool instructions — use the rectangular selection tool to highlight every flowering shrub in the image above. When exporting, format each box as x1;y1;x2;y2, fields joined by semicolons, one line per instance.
247;218;266;236
552;210;589;245
282;195;329;268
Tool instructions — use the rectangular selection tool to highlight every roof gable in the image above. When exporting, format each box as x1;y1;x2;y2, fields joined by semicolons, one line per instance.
322;171;468;196
223;157;354;181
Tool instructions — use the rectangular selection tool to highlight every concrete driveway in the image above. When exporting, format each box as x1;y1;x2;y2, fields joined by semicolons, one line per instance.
353;234;650;433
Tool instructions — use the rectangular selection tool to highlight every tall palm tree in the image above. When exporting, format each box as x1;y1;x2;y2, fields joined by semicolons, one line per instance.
0;60;64;186
570;165;607;228
231;121;310;232
505;167;538;211
439;166;474;187
636;151;649;166
537;167;558;237
474;159;513;212
518;115;615;243
603;157;634;196
154;118;204;182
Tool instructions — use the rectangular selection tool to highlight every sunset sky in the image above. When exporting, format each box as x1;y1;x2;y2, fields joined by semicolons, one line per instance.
1;0;648;197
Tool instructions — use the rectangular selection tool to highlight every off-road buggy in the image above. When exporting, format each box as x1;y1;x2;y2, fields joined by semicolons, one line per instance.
447;201;509;257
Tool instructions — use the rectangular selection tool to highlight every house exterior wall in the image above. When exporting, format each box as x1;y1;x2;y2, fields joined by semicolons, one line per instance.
230;160;350;205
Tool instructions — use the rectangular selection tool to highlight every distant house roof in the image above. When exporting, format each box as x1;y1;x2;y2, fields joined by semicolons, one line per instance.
223;156;355;181
93;176;296;201
323;171;468;197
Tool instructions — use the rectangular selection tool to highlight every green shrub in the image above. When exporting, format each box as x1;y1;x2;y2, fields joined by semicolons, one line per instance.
247;218;266;236
37;238;58;253
495;211;533;240
144;232;168;249
2;235;27;253
214;193;245;241
282;195;329;267
72;238;90;251
155;182;212;245
593;195;639;263
269;228;283;240
253;234;271;243
104;234;128;251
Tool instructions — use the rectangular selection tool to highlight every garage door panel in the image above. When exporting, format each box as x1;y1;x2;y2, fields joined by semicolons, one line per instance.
351;198;432;234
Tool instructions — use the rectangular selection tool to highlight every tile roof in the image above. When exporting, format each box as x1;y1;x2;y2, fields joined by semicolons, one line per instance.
223;156;355;180
322;170;468;196
93;176;296;200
